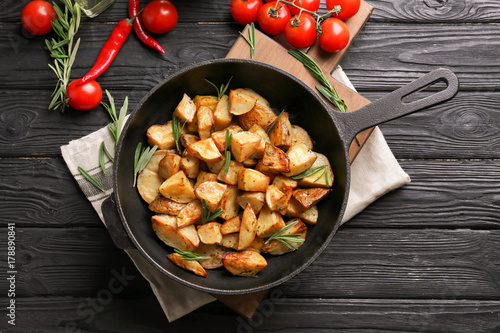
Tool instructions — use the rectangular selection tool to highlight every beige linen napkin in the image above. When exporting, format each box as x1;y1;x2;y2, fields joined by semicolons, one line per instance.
60;66;410;322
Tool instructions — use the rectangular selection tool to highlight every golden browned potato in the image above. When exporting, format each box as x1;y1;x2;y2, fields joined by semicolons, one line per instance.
265;184;288;212
148;195;186;215
233;88;271;106
137;150;169;204
283;144;317;177
237;168;270;192
217;185;240;220
238;94;277;131
223;250;267;276
147;122;176;149
261;143;290;173
185;138;223;163
220;233;239;249
206;156;226;174
231;131;261;162
229;89;257;115
197;222;223;245
177;199;202;227
247;236;264;253
194;181;227;212
256;205;286;238
285;196;307;216
238;204;258;250
193;243;225;269
180;134;199;148
173;93;197;123
297;153;334;188
272;175;298;190
242;158;259;168
158;170;196;203
180;151;200;179
236;191;266;214
262;218;307;255
268;111;292;150
217;160;243;186
210;125;243;153
290;125;313;149
152;214;199;251
193;95;218;111
248;124;270;159
158;152;181;180
194;170;218;189
197;105;214;140
186;116;198;134
167;253;207;277
221;216;241;235
287;204;319;225
293;188;331;209
213;95;232;131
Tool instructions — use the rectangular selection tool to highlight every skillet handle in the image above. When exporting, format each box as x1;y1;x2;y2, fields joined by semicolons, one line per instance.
332;68;459;149
101;196;135;250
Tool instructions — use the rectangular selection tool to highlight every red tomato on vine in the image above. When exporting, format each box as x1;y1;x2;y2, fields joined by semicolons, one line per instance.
326;0;361;21
287;0;320;16
66;79;103;111
258;1;291;36
284;13;317;49
142;0;178;34
319;17;350;52
230;0;263;25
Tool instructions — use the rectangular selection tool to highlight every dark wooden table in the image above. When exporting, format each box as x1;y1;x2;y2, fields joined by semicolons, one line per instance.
2;0;500;332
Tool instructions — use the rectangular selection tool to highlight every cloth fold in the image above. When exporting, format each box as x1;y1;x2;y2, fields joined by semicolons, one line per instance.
60;66;409;322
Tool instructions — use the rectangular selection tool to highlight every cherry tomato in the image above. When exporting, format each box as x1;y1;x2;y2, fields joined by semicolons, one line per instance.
258;1;291;36
230;0;263;25
142;0;178;34
319;18;349;53
21;0;57;36
66;79;103;111
284;13;317;49
288;0;320;16
326;0;361;21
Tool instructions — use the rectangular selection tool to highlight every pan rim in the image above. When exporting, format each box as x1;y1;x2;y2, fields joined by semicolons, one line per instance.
113;58;351;295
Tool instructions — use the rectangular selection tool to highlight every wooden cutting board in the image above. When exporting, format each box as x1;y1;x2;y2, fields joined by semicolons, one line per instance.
212;0;374;318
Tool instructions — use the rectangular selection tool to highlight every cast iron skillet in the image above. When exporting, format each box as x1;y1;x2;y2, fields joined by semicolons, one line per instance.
102;58;459;295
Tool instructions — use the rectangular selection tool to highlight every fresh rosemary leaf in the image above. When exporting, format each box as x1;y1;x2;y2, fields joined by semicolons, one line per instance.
288;49;348;113
78;166;105;193
224;128;232;176
239;22;256;59
133;143;158;187
205;76;233;100
291;165;326;180
103;143;114;163
172;116;186;154
102;90;128;146
99;142;107;174
174;248;209;261
266;109;285;135
265;220;305;251
313;169;326;184
201;199;225;224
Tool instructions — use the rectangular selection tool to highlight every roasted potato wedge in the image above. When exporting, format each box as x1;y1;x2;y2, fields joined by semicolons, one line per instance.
221;216;241;235
147;121;176;149
229;89;257;115
272;175;298;190
236;191;266;214
248;124;269;159
198;222;223;245
213;94;232;131
262;218;307;255
173;93;197;123
297;153;334;188
230;131;261;163
238;204;258;250
261;143;290;173
195;181;227;212
193;243;225;269
152;214;199;251
177;199;203;227
287;204;319;225
268;111;292;150
186;138;223;163
220;233;239;250
158;152;181;180
217;160;243;185
223;250;267;276
237;168;270;192
211;125;243;153
167;253;207;277
283;144;317;177
265;184;288;212
194;170;218;189
238;98;277;131
180;134;199;148
197;105;214;140
256;205;286;238
217;185;240;220
193;95;218;111
180;151;200;179
137;150;168;204
290;125;313;149
149;195;186;215
293;188;331;209
158;170;196;203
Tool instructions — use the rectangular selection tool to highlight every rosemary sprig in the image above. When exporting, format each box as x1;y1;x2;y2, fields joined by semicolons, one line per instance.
133;143;159;187
78;166;105;193
265;220;305;251
291;165;326;180
205;76;233;100
98;141;114;174
288;49;348;113
201;199;225;224
266;109;285;135
46;0;81;112
239;22;256;59
224;128;232;176
172;116;186;155
174;248;210;261
102;90;128;147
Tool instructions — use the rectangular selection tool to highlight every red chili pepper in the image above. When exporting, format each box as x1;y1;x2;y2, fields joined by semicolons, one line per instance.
80;16;136;85
129;0;165;54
